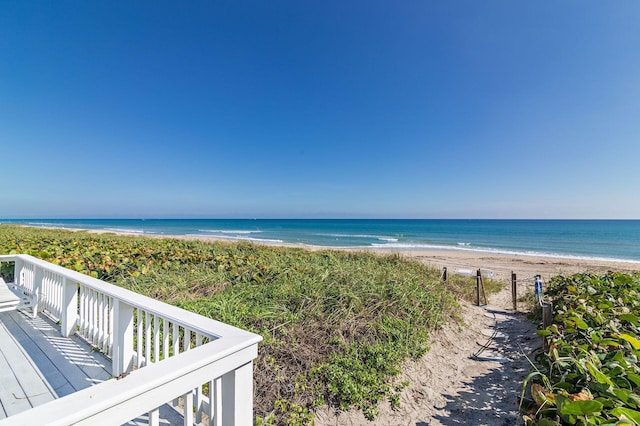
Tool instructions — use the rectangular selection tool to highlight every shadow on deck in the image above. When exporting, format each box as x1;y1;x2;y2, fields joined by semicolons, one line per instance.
0;310;182;425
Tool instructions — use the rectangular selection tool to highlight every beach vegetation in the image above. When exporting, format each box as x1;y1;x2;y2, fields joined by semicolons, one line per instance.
523;271;640;425
0;225;498;424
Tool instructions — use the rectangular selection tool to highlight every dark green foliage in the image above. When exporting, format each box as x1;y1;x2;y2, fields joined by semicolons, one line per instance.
524;272;640;425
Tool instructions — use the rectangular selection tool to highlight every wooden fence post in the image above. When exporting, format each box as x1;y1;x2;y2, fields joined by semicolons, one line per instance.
442;267;447;283
511;271;517;312
542;301;553;350
476;269;481;306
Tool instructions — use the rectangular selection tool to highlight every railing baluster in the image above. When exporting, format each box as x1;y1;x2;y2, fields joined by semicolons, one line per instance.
173;322;180;357
56;273;62;317
163;318;169;361
183;390;194;425
33;266;43;317
148;408;160;426
96;292;104;347
136;309;143;367
172;322;181;406
186;330;193;352
48;272;52;315
210;377;222;426
145;311;151;367
87;288;93;341
153;315;160;363
93;288;99;345
195;333;204;423
108;296;115;358
102;294;110;352
80;286;85;336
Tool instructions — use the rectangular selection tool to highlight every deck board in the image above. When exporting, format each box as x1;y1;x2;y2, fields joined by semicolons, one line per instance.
0;310;186;425
0;317;56;418
0;310;111;397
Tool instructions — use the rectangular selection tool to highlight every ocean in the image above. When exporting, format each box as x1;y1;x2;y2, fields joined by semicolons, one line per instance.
2;219;639;263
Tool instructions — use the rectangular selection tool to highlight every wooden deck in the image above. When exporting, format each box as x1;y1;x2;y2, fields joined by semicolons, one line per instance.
0;254;262;425
0;309;111;419
0;310;182;425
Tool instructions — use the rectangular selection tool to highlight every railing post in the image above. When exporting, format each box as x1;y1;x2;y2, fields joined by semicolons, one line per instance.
112;299;135;377
221;361;254;426
14;257;24;287
61;278;78;337
32;265;44;318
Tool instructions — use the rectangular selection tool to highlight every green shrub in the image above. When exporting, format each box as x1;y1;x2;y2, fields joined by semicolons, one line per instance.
524;272;640;425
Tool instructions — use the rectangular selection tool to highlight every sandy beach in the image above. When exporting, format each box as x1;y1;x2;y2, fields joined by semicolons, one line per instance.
393;247;640;282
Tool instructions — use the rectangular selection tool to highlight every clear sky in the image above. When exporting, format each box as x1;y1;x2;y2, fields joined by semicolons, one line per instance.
1;1;638;219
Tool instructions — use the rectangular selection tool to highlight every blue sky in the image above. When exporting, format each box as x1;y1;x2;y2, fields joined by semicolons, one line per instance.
1;1;638;219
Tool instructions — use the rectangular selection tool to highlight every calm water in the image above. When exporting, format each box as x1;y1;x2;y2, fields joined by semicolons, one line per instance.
2;219;640;262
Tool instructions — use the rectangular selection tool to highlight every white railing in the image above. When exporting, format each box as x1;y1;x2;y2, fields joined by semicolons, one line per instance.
0;254;262;425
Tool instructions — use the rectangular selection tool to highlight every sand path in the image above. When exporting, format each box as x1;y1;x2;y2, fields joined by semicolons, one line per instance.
314;283;538;426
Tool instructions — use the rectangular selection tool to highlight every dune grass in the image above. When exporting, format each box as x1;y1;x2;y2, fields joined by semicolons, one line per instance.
0;225;499;424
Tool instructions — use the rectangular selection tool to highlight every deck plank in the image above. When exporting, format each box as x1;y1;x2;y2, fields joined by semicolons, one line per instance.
0;318;56;417
0;315;69;394
1;311;111;395
1;311;185;425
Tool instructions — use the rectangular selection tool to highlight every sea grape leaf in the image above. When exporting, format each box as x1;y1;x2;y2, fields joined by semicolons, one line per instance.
585;361;614;386
614;376;633;390
560;399;603;416
597;301;613;310
612;351;630;368
611;407;640;424
618;333;640;350
534;419;559;426
569;316;589;330
620;314;640;327
628;393;640;409
627;373;640;388
613;388;631;403
600;339;621;348
538;329;552;337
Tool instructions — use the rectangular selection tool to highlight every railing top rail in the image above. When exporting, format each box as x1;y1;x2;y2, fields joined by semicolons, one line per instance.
0;254;261;343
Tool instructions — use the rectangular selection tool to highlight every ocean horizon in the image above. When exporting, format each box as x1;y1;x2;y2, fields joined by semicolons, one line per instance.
2;218;639;263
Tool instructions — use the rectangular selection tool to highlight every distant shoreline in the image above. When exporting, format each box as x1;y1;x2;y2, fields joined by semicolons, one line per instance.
4;218;640;265
11;223;640;283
